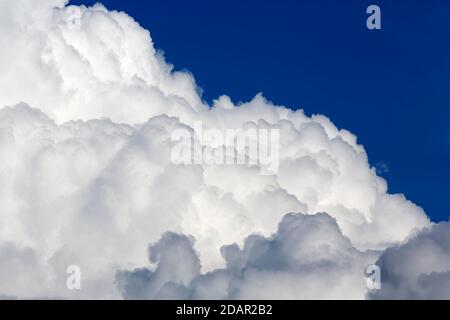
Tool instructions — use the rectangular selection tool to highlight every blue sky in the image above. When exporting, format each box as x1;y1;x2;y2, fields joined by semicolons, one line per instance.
70;0;450;222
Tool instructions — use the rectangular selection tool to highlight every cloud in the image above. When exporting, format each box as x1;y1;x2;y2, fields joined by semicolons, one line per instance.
116;213;378;299
116;232;201;300
0;0;205;124
0;0;438;299
369;221;450;299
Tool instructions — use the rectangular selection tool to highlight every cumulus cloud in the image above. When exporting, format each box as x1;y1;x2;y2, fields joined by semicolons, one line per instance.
0;0;205;124
0;0;441;299
116;213;378;300
116;232;201;300
369;221;450;299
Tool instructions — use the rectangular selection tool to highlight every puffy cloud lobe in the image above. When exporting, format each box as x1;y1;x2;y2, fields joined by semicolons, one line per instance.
0;0;436;299
0;0;205;124
117;213;378;299
116;233;201;300
370;221;450;299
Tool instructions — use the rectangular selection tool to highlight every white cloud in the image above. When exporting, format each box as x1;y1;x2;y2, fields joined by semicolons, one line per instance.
0;0;438;299
0;0;205;124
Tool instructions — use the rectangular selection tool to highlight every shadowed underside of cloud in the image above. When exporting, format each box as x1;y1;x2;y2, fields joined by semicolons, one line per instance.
116;213;377;300
117;217;450;300
370;221;450;299
0;0;447;299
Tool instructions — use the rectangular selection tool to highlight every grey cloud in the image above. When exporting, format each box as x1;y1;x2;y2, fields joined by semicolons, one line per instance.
116;233;201;300
369;221;450;299
117;213;378;300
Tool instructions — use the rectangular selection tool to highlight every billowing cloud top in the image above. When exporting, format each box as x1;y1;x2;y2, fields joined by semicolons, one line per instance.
0;0;444;300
